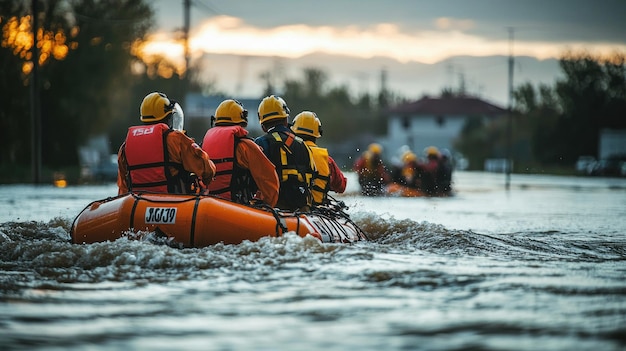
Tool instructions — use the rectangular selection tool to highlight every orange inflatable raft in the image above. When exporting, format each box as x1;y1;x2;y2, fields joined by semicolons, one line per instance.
385;182;428;197
385;182;454;197
71;192;367;247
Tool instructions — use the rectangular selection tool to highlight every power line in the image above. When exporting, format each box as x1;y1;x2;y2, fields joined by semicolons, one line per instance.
191;0;221;16
180;0;220;80
505;27;514;191
73;12;141;24
31;0;41;184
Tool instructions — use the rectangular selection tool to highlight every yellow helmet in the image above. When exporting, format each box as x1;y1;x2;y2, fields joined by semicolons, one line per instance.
402;151;417;163
214;99;248;126
291;111;322;138
363;150;373;161
368;143;382;155
258;95;290;124
140;92;175;123
425;146;440;158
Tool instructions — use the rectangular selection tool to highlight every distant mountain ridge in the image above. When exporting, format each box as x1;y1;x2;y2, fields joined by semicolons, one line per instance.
198;52;561;107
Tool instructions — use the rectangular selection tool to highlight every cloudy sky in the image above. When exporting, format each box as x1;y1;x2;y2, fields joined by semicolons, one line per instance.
146;0;626;102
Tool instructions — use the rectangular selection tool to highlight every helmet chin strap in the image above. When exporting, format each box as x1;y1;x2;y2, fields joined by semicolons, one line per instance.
165;114;174;129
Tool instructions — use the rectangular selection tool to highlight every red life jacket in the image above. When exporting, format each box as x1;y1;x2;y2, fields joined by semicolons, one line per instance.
124;123;180;193
202;125;255;202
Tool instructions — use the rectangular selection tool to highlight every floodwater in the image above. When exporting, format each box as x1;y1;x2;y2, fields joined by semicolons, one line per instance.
0;171;625;351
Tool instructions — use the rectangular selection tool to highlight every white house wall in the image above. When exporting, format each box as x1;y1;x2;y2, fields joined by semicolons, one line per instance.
386;114;466;157
599;129;626;159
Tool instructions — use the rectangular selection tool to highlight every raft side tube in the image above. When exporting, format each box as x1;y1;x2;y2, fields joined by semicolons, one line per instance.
71;193;366;247
70;194;134;244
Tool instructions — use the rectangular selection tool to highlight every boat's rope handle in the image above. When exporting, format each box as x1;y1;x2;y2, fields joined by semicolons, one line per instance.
311;195;369;241
249;201;289;236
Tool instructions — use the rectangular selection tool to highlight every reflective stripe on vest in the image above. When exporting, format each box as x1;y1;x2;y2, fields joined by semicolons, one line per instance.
266;131;314;208
271;132;312;183
305;140;330;205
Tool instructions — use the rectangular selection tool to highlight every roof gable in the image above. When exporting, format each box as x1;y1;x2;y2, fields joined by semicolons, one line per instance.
388;95;507;116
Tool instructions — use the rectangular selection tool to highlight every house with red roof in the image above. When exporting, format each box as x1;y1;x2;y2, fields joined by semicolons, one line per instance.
383;94;507;161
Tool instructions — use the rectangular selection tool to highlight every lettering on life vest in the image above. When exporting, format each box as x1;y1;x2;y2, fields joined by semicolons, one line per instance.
132;126;155;137
145;207;177;224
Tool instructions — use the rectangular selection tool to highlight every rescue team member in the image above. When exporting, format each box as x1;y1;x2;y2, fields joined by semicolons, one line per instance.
398;150;422;189
117;92;215;195
353;143;390;196
255;95;316;211
290;111;347;206
419;146;440;195
436;148;453;195
201;99;279;207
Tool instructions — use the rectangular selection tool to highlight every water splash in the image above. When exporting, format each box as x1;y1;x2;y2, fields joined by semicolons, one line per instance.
1;214;624;290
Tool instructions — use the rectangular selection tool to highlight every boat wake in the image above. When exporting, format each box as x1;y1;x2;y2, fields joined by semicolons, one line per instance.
0;212;626;287
350;211;626;262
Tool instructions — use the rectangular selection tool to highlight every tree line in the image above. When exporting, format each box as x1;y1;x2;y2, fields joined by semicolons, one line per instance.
454;51;626;171
0;0;207;181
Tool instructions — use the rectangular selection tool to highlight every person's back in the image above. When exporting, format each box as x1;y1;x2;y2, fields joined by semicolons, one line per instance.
202;99;279;206
118;92;215;195
436;149;453;195
291;111;347;206
399;151;420;189
419;146;440;195
353;143;389;196
255;96;315;211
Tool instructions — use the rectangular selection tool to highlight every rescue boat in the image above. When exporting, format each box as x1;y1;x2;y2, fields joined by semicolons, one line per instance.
385;182;454;197
385;182;428;197
70;192;367;247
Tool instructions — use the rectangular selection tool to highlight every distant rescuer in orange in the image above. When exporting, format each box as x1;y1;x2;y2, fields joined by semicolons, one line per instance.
117;92;216;195
420;146;441;195
290;111;347;206
201;99;279;207
353;143;390;196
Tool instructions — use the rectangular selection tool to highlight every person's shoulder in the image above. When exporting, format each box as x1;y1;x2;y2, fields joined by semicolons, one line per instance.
239;137;262;149
169;130;202;146
253;134;269;151
166;130;186;139
253;135;261;143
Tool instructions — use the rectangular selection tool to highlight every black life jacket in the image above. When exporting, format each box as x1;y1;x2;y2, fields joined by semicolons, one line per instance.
260;130;314;210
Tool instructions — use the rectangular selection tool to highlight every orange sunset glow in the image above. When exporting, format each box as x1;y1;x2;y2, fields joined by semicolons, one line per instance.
1;16;74;75
137;15;626;75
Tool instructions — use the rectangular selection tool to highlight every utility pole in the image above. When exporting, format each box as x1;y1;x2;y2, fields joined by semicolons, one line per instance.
379;67;388;108
183;0;191;82
236;55;248;95
505;27;514;190
31;0;41;184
